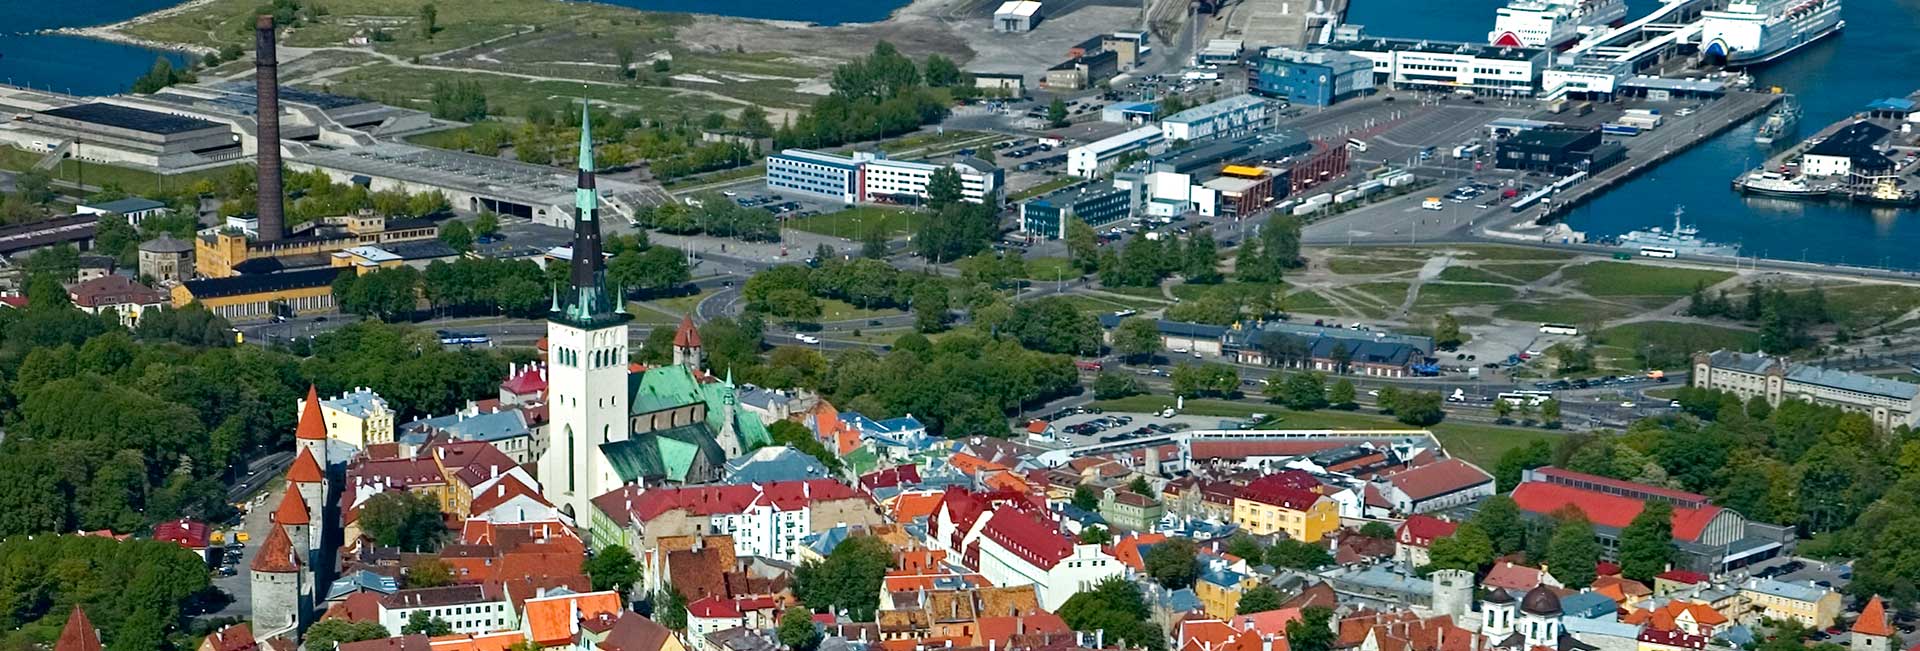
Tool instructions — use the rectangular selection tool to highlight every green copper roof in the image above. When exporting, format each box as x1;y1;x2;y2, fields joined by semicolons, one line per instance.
576;102;597;216
656;436;699;483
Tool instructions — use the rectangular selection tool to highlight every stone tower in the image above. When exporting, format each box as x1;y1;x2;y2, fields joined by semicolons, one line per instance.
1430;569;1473;619
53;605;102;651
1853;595;1894;651
249;524;304;635
673;315;703;368
1480;589;1516;639
295;384;328;467
270;488;310;559
286;447;325;547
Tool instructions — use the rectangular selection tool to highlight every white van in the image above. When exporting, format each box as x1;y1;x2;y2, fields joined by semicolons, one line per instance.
1422;197;1444;211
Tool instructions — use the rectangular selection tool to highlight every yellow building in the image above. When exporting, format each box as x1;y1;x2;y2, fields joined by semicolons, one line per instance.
309;388;396;450
1738;578;1842;628
195;211;438;278
172;267;344;321
1231;481;1338;542
1195;566;1264;619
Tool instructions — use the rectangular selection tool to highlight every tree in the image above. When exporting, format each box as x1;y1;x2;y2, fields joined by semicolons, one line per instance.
1471;495;1526;555
419;3;438;38
1617;501;1673;582
1391;390;1445;426
1434;314;1462;348
439;220;474;252
1329;379;1357;410
1144;537;1201;589
609;247;692;296
924;54;963;87
1067;219;1100;273
779;606;822;651
403;611;453;636
1058;577;1164;651
1261;216;1302;268
473;212;500;238
1359;521;1396;539
407;558;456;588
1184;231;1221;283
1274;372;1327;410
1092;371;1144;399
305;620;391;649
1493;398;1514;423
655;589;689;630
584;545;641;595
1072;485;1100;511
1422;523;1494;574
358;491;446;552
793;535;892;621
1266;540;1333;570
862;230;888;260
913;282;949;333
1238;585;1285;614
1113;317;1162;362
926;166;965;209
1080;526;1113;544
1546;512;1600;588
1047;98;1069;128
1494;440;1551;493
614;42;636;80
1130;476;1153;496
1286;607;1336;651
1540;398;1562;428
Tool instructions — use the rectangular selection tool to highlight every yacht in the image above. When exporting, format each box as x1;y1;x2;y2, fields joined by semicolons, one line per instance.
1735;169;1828;197
1489;0;1629;49
1700;0;1844;67
1754;97;1800;144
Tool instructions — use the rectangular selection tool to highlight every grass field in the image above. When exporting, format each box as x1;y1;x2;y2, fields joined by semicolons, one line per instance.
819;299;903;322
1593;321;1759;369
1328;257;1427;275
1024;257;1081;282
1452;245;1580;261
1493;300;1636;325
1171;281;1287;303
1285;290;1338;314
1101;285;1175;301
624;302;682;324
1054;295;1150;315
1824;284;1920;330
1089;394;1558;467
1479;262;1566;283
0;147;234;195
1413;283;1518;307
1349;282;1411;309
787;207;927;239
325;64;736;122
1010;177;1082;202
1437;266;1520;284
648;288;717;316
1559;262;1733;298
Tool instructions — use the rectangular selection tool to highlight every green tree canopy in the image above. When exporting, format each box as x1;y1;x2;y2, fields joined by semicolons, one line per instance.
1546;511;1600;588
1266;539;1332;570
1144;537;1201;589
1237;584;1285;614
1617;501;1673;582
793;535;892;621
1058;576;1164;651
359;491;447;552
779;606;822;651
584;545;642;595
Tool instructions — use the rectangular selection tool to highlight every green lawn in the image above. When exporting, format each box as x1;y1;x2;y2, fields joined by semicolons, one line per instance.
0;147;234;194
1480;262;1568;283
787;207;927;239
1493;300;1636;325
1024;257;1082;282
1559;262;1734;298
1054;295;1149;315
1328;257;1427;275
875;130;992;154
624;302;682;324
648;288;717;316
1102;285;1176;301
819;299;904;322
1437;266;1520;284
1824;284;1920;330
1413;283;1518;307
1349;282;1411;309
1284;290;1338;314
1089;394;1557;468
1171;281;1286;303
1592;321;1759;369
1010;176;1082;202
1453;245;1580;261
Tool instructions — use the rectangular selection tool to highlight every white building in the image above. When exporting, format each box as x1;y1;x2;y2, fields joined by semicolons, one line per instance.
994;0;1042;32
1141;171;1218;218
1694;349;1920;430
864;156;1004;206
1068;126;1167;178
1161;95;1270;143
378;585;515;636
971;506;1124;611
1328;36;1548;96
766;150;1003;205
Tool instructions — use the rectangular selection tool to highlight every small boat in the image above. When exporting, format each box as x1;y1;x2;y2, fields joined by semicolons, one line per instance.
1755;97;1800;144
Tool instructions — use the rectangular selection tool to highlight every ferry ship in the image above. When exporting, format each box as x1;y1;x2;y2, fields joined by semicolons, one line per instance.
1614;208;1742;257
1754;97;1800;144
1700;0;1844;67
1488;0;1629;49
1734;169;1830;197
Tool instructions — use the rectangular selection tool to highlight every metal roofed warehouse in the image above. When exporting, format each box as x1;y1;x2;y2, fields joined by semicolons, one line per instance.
291;142;650;229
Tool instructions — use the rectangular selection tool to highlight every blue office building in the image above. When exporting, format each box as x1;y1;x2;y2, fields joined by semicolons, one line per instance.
766;149;866;203
1020;183;1134;239
1252;48;1375;107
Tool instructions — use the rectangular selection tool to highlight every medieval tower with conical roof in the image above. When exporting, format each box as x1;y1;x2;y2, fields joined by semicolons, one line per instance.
536;105;634;521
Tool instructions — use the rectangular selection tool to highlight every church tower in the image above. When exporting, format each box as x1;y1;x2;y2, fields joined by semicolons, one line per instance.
538;104;632;521
673;315;703;368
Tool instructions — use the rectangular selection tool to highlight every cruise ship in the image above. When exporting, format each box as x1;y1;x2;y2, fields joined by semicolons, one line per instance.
1700;0;1844;66
1754;97;1800;144
1488;0;1629;49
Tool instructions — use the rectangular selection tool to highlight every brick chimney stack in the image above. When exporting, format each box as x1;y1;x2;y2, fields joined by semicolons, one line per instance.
253;14;284;242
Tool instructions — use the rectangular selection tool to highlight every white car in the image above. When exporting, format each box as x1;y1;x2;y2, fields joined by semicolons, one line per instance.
1619;401;1636;408
795;334;821;344
1367;389;1381;397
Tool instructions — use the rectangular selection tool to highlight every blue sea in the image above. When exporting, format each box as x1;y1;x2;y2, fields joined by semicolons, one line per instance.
1351;0;1920;270
0;0;190;96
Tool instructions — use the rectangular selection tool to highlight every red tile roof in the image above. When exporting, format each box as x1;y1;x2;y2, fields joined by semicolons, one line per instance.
599;612;676;651
1638;628;1709;650
980;505;1074;570
202;623;257;651
154;518;211;549
1531;467;1710;505
594;479;858;524
1482;561;1542;591
1109;533;1170;573
525;591;623;647
1655;570;1709;585
297;385;327;440
1380;459;1493;501
687;595;744;619
674;316;701;348
892;491;946;523
251;524;300;573
67;275;164;309
1512;482;1724;542
324;591;384;623
469;474;549;516
1857;596;1893;637
501;364;548;395
288;447;325;483
861;465;921;492
1397;515;1457;549
54;606;101;651
1240;475;1326;511
273;488;310;526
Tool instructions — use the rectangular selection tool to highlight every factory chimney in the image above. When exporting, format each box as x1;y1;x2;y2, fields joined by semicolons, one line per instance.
253;14;285;242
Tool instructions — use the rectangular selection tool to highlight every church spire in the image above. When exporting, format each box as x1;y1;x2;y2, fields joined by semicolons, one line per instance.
552;100;625;329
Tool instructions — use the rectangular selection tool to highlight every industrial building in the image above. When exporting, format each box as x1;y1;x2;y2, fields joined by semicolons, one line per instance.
195;211;440;278
1043;50;1119;90
1251;48;1377;106
291;142;650;229
1160;95;1271;143
8;103;240;170
1326;35;1548;96
972;72;1027;97
1067;126;1167;178
1493;127;1623;175
993;1;1041;32
1019;183;1135;239
1800;121;1895;179
76;197;170;226
172;267;347;321
1101;101;1159;125
1194;39;1246;66
764;149;1003;206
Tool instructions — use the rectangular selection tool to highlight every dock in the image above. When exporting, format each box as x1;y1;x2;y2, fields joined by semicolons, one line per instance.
1533;91;1781;223
1729;91;1920;207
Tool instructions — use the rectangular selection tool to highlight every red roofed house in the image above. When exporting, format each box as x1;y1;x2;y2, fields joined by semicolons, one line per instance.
1511;467;1758;574
522;590;623;648
199;623;257;651
970;504;1123;611
1233;475;1339;542
1622;600;1728;638
590;479;880;567
1368;458;1495;517
687;595;748;643
67;274;166;327
500;362;548;405
1395;515;1459;567
154;517;213;561
54;606;102;651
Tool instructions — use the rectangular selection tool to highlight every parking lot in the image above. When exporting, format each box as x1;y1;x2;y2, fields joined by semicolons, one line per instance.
1033;407;1264;449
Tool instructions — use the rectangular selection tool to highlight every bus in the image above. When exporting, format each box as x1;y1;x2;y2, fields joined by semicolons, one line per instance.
1497;391;1553;406
1539;323;1580;336
437;330;491;345
1639;246;1677;259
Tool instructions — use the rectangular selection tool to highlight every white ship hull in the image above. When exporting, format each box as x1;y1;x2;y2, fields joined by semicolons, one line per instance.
1701;0;1844;67
1489;0;1629;48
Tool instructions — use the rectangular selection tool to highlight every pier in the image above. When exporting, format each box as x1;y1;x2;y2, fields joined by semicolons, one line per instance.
1533;90;1781;223
1729;92;1920;207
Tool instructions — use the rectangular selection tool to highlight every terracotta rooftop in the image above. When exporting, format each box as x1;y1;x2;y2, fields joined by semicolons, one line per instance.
674;315;701;348
287;447;325;483
297;384;327;440
272;488;310;526
54;606;101;651
250;524;300;573
1856;595;1893;637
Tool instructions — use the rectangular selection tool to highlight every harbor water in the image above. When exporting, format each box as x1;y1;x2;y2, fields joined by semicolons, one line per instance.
1351;0;1920;271
0;0;189;96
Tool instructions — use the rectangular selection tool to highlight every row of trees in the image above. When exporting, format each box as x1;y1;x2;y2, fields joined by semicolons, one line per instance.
1492;396;1563;428
776;42;954;152
1234;216;1305;284
633;194;779;242
334;239;690;321
1264;371;1359;412
1095;230;1220;288
1685;282;1832;352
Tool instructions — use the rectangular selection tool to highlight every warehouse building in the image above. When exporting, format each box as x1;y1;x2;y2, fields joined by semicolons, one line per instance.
1493;126;1623;175
1160;95;1271;143
1067;126;1167;178
7;103;240;170
1019;183;1135;239
1326;36;1547;96
195;211;440;278
1252;48;1377;106
1043;50;1120;90
993;1;1042;32
172;267;347;321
